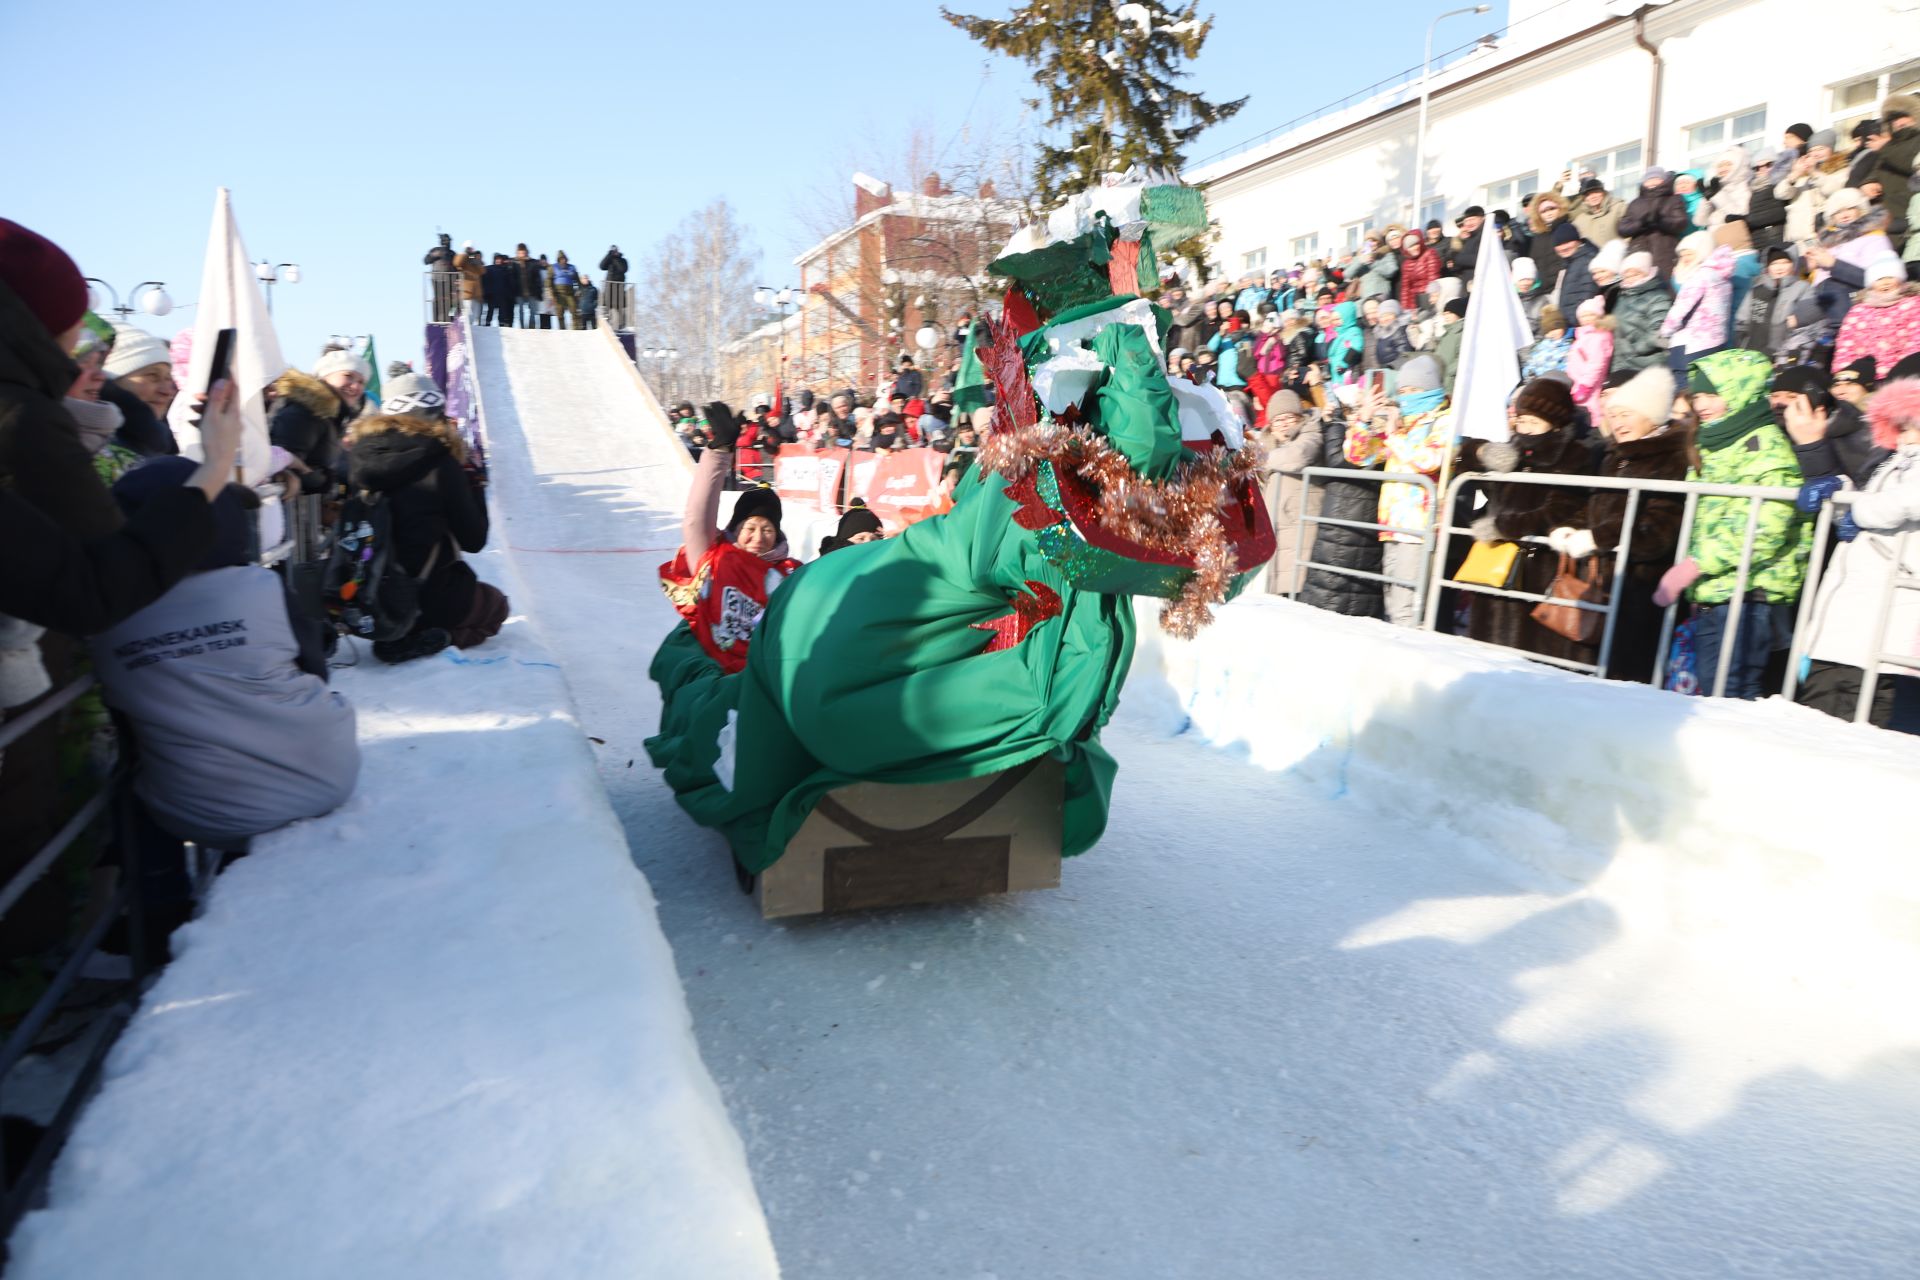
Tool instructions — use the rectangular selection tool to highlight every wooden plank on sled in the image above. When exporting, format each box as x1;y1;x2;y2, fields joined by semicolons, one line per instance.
758;759;1064;919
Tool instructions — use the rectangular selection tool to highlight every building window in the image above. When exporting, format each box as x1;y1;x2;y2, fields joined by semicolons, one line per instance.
1241;247;1267;273
1484;171;1539;214
1579;143;1643;198
1290;232;1320;261
1342;222;1365;252
1418;196;1450;232
1826;61;1920;141
1685;107;1767;172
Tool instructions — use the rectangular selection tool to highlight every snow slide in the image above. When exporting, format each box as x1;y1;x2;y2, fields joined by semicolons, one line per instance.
477;330;1920;1278
9;332;777;1278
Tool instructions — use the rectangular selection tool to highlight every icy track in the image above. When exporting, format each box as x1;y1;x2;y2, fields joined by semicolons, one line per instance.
17;324;1918;1278
475;329;1920;1278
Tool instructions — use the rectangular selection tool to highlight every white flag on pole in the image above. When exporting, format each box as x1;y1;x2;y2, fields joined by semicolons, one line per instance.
167;187;284;481
1450;223;1533;443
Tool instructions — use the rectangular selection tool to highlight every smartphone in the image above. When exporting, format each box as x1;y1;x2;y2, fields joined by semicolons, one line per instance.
1369;370;1386;394
204;327;237;395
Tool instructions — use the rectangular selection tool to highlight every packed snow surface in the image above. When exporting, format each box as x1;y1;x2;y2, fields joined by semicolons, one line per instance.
19;326;1919;1278
7;332;776;1279
479;330;1920;1278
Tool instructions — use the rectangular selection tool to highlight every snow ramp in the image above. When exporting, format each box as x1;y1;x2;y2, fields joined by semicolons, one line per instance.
473;327;1920;1278
7;327;777;1279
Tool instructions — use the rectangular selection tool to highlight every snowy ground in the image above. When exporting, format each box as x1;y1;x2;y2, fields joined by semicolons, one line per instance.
8;338;776;1275
482;332;1920;1278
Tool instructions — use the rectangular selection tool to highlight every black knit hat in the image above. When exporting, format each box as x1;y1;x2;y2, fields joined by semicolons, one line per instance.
1460;204;1485;220
1512;377;1577;430
727;483;783;540
1443;297;1467;319
820;498;883;554
1550;222;1582;246
1834;356;1878;389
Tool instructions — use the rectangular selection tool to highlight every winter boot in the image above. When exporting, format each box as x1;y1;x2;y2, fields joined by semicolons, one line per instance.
372;627;452;665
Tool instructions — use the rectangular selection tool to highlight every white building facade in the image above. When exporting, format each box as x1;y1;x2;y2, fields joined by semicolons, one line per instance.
1188;0;1920;276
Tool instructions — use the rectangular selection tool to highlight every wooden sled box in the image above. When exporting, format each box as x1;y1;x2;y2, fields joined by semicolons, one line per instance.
757;758;1063;919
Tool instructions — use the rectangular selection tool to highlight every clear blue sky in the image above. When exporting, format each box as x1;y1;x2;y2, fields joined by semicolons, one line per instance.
1;0;1506;377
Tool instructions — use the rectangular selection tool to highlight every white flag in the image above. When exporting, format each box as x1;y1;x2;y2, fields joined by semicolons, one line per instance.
166;188;285;482
1451;223;1533;443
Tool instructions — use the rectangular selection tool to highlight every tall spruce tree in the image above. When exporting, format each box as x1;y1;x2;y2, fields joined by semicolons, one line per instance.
940;2;1246;209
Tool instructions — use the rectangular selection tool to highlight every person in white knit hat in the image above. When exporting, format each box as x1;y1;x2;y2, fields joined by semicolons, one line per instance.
268;344;369;498
1547;365;1689;682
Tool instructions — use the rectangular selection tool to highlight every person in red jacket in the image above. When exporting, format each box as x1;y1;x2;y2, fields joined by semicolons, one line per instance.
1398;229;1441;313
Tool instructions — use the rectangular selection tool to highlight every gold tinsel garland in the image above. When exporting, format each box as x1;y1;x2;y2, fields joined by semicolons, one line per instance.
978;415;1265;638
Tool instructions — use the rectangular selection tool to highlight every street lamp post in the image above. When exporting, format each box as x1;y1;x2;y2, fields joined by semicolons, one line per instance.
753;284;798;406
84;278;174;324
254;260;301;316
642;345;680;404
1412;5;1491;228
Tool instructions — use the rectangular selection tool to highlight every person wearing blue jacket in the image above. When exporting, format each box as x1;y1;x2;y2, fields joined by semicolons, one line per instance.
549;252;581;328
1208;314;1251;388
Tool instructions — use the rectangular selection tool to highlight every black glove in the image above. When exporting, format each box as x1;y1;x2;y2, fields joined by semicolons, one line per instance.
703;401;741;449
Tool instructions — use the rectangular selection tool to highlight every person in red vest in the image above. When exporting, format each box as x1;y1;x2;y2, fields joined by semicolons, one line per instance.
657;401;799;674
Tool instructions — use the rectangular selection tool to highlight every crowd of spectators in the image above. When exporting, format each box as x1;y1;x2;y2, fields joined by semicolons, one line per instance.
1191;100;1918;728
1;217;508;1119
425;234;627;331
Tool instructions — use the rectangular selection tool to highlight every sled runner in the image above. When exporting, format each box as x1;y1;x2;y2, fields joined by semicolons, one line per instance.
756;759;1064;918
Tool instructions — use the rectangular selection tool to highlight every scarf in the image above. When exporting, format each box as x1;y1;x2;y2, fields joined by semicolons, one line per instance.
65;395;125;455
1695;395;1773;452
1396;387;1447;416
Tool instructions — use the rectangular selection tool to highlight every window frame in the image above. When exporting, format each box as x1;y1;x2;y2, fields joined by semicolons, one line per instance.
1684;106;1768;173
1289;232;1321;261
1824;61;1920;142
1483;171;1539;215
1241;246;1268;274
1577;143;1644;199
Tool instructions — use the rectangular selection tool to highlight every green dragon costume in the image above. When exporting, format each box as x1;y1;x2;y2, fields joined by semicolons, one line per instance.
646;173;1276;874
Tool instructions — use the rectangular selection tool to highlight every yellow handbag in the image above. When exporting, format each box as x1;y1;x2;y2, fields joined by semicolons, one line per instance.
1455;540;1521;588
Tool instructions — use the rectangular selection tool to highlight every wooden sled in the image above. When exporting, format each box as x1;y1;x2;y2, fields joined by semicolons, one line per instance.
756;758;1064;919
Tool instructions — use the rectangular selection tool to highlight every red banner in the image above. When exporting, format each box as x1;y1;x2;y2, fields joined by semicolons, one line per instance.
854;448;952;530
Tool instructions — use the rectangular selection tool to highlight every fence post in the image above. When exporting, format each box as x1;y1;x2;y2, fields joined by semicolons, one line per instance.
1782;497;1836;705
1855;526;1910;725
1709;496;1765;698
1594;488;1640;679
1651;491;1700;690
1288;471;1314;598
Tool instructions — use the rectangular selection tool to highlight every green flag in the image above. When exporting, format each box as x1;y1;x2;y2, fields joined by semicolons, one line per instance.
952;318;988;417
362;336;382;407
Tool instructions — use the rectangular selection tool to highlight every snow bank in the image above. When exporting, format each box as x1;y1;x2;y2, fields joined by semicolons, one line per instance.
8;567;777;1280
1131;596;1920;944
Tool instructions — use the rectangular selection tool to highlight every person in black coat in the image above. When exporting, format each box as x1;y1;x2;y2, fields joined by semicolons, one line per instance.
891;356;925;401
481;253;518;326
1744;156;1790;252
599;246;628;283
1295;407;1385;618
1550;225;1601;318
1618;169;1692;281
345;409;505;663
268;356;363;495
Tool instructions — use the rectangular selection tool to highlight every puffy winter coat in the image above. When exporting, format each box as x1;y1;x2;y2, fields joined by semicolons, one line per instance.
267;369;354;494
1354;250;1398;300
90;565;358;848
1804;445;1920;669
1833;289;1920;377
1260;413;1325;594
1867;125;1920;244
1460;426;1599;663
1296;416;1385;617
1776;158;1851;247
1660;248;1735;355
1618;177;1692;279
1552;239;1601;318
599;248;629;283
1737;272;1812;353
1611;275;1674;371
1344;396;1450;544
1703;148;1753;227
1571;195;1625;250
1398;243;1441;312
1684;351;1810;605
1583;429;1691;682
453;250;485;301
347;415;492;634
1566;323;1614;404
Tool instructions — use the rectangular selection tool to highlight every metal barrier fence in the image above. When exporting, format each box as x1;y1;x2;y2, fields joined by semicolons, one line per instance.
424;270;462;325
1285;467;1438;624
0;677;151;1235
1424;471;1805;698
1785;491;1920;724
601;281;634;333
1277;462;1916;721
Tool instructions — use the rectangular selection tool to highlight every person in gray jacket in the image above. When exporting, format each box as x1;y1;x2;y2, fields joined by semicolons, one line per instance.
90;457;359;854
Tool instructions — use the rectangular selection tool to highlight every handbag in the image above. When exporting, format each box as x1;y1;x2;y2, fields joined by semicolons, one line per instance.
1455;540;1521;588
1530;552;1604;644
